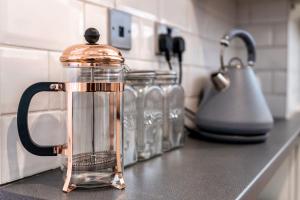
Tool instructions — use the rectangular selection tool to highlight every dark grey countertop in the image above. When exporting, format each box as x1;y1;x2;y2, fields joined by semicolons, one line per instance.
2;113;300;200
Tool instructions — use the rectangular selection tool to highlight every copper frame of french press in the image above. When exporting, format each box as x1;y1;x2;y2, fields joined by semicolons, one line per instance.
17;81;125;193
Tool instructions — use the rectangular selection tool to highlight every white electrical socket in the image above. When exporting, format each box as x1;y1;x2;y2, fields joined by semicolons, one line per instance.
109;9;132;50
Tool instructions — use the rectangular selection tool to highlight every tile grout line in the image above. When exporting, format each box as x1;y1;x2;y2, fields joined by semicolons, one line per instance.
0;43;62;53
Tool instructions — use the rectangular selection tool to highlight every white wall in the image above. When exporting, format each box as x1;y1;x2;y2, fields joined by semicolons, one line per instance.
287;4;300;117
236;0;291;118
0;0;237;184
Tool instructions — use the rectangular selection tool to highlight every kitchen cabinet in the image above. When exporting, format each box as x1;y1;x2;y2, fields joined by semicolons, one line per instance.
259;142;299;200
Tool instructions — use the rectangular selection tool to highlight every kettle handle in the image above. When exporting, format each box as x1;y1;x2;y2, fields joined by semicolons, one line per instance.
220;29;256;66
17;82;65;156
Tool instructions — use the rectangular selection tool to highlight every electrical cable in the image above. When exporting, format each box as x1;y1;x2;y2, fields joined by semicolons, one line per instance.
167;60;173;70
185;107;196;118
172;36;185;85
178;53;183;84
165;50;173;70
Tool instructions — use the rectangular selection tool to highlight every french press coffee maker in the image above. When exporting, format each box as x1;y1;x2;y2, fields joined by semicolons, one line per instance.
17;28;126;192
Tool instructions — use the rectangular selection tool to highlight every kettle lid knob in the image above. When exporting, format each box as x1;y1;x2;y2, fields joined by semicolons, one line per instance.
84;28;100;44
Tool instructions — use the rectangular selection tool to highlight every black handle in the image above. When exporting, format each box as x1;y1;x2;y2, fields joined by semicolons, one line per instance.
17;82;64;156
84;27;100;44
221;29;256;65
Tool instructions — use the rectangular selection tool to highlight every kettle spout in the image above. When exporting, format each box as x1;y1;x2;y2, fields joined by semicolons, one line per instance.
211;72;230;92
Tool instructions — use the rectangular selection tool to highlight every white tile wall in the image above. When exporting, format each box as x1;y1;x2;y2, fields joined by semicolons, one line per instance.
187;0;236;38
183;33;204;67
182;66;209;97
250;0;289;24
187;2;206;37
236;0;291;118
0;47;49;114
266;94;288;119
203;14;233;41
0;111;64;184
273;23;288;46
159;58;179;71
84;0;114;8
48;52;65;110
126;59;159;71
159;0;188;29
122;17;156;62
256;48;287;70
0;0;84;51
239;23;287;48
201;40;223;71
116;0;159;20
122;16;141;59
287;4;300;116
139;18;156;61
49;52;64;83
85;4;109;44
273;71;287;95
199;0;236;22
237;1;250;25
256;71;272;94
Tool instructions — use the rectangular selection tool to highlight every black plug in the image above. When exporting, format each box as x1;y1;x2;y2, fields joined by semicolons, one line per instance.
173;37;185;61
159;28;173;70
172;36;185;84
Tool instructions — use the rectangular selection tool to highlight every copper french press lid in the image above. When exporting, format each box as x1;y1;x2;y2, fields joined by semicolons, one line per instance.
60;28;125;67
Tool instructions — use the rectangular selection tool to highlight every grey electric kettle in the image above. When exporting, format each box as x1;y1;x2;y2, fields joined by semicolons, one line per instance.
195;29;274;143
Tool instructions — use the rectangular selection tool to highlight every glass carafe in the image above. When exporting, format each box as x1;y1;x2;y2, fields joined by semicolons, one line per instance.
155;71;185;151
17;28;126;192
126;71;163;160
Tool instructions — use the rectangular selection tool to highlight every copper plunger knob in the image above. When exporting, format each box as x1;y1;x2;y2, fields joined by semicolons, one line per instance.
84;28;100;44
